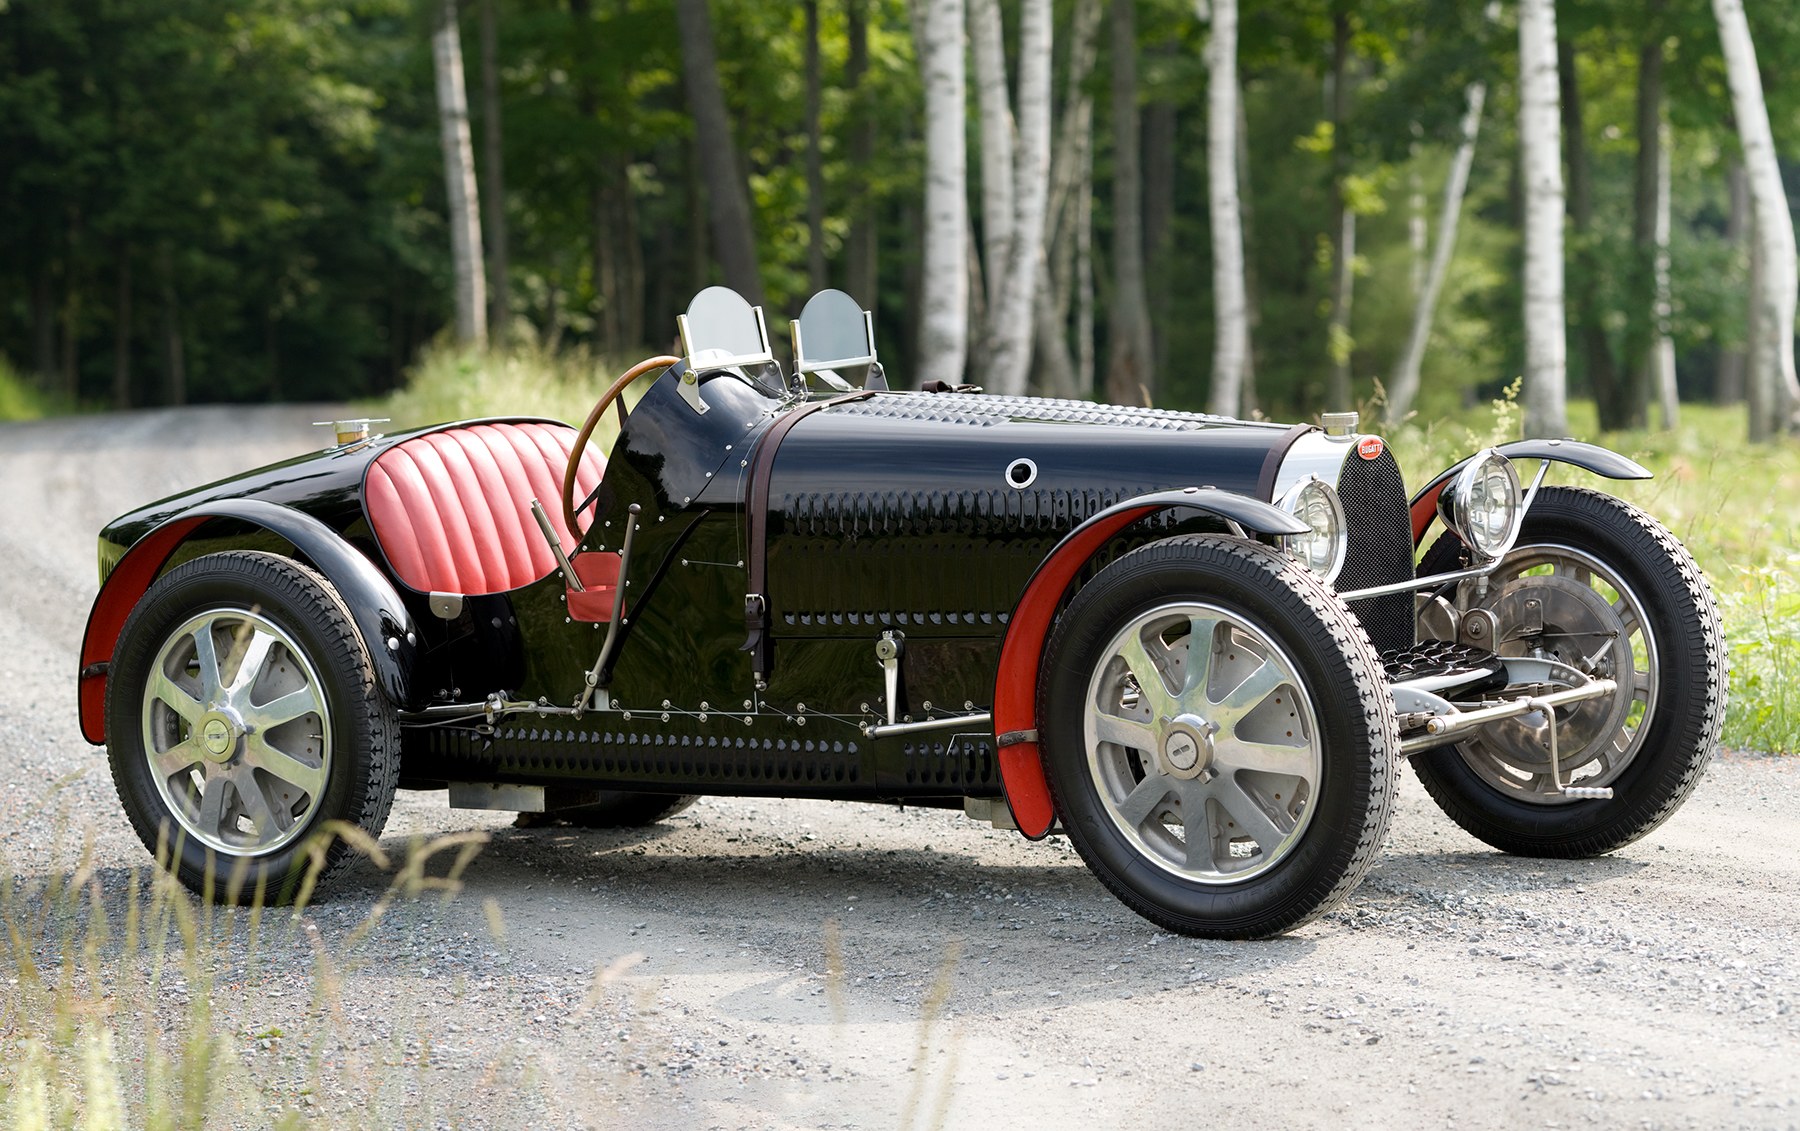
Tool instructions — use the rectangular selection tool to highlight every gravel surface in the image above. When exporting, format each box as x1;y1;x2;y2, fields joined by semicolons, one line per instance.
2;407;1797;1129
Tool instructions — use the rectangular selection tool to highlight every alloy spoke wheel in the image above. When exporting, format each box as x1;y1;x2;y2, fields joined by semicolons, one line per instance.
141;608;332;856
1083;602;1321;884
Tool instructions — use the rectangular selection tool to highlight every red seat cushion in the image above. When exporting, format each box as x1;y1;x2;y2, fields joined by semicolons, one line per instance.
365;422;604;596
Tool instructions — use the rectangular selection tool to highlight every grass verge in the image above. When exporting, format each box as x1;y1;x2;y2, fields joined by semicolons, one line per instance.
0;819;498;1129
378;341;649;433
0;356;53;422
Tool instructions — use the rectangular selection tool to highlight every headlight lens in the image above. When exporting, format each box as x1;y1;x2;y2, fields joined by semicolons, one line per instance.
1279;476;1347;584
1438;449;1522;562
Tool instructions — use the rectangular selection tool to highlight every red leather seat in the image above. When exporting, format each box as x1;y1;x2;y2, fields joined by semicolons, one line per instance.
364;422;604;596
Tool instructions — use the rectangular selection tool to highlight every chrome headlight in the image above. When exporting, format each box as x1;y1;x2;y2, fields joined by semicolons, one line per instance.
1438;448;1522;562
1279;475;1347;584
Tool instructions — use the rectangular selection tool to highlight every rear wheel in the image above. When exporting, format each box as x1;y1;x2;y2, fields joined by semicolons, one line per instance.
1039;536;1397;939
1413;486;1724;856
106;551;399;903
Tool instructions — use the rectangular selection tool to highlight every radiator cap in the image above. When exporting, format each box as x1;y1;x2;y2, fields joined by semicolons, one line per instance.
1321;411;1359;438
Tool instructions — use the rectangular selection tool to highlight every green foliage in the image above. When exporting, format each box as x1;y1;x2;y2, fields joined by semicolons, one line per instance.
0;0;445;407
380;339;650;455
0;354;49;420
2;0;1797;420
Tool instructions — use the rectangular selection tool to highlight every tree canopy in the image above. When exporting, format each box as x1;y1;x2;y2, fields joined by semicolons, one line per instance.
1;0;1797;423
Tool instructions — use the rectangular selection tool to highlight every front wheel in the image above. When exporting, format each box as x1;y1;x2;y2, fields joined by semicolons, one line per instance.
106;551;400;903
1038;536;1398;939
1413;486;1725;856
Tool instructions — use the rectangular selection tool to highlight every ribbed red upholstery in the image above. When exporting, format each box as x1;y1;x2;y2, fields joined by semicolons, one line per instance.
365;422;605;596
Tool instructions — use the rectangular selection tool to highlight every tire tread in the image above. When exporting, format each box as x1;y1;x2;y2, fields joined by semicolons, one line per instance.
107;551;399;903
1414;487;1725;857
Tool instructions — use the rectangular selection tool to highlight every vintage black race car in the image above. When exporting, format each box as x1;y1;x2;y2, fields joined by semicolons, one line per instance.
78;287;1726;938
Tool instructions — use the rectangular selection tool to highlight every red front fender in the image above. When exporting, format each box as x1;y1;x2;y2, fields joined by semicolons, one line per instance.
77;518;209;744
991;488;1308;839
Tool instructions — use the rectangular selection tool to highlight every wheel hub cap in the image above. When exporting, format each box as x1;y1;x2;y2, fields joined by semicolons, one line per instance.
1159;714;1217;777
199;710;243;761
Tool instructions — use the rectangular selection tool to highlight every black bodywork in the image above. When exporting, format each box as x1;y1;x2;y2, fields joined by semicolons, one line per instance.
86;364;1416;806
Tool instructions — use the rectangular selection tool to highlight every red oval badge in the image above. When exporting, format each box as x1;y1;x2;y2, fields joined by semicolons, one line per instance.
1357;435;1385;461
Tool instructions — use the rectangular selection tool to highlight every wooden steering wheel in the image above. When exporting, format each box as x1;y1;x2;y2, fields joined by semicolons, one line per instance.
562;355;680;538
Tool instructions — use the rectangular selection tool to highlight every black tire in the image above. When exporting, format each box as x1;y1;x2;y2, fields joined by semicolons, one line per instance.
1039;535;1398;939
1413;486;1725;856
514;793;698;829
106;551;399;904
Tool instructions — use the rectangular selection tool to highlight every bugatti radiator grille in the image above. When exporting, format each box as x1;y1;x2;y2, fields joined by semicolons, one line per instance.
1335;447;1415;656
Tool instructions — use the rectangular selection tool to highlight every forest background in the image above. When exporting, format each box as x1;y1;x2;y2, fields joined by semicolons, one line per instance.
2;0;1799;437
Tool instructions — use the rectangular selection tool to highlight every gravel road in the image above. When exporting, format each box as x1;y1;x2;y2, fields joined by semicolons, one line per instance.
2;407;1796;1130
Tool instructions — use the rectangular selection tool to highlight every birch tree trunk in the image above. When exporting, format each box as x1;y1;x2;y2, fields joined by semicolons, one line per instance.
1385;81;1485;426
1104;0;1155;406
1650;123;1678;429
1044;0;1102;262
1518;0;1566;438
675;0;764;308
970;0;1014;316
804;0;827;292
918;0;970;387
1325;10;1355;410
985;0;1052;396
1203;0;1248;418
845;0;879;305
433;0;487;347
1624;20;1665;429
1143;74;1176;374
1711;0;1799;440
1030;0;1100;399
479;0;509;340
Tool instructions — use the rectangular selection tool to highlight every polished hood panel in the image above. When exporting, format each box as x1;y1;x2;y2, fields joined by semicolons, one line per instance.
767;393;1296;503
760;393;1306;643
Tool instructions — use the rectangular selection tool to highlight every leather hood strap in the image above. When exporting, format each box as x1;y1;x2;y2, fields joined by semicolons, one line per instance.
741;391;876;682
